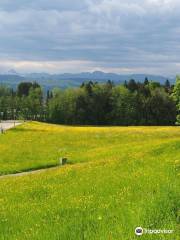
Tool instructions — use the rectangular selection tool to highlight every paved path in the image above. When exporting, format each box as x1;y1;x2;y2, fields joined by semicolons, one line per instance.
0;166;60;179
0;120;23;131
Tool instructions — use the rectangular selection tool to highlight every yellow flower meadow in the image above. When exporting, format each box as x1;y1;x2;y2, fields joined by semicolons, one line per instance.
0;122;179;239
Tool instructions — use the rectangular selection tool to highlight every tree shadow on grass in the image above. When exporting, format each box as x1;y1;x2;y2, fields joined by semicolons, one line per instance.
0;160;75;176
0;163;59;176
10;128;48;133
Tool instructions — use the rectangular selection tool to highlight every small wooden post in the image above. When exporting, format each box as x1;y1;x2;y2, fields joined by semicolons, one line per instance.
59;157;67;166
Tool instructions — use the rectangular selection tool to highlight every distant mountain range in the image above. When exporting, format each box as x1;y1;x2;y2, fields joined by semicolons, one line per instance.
0;70;175;90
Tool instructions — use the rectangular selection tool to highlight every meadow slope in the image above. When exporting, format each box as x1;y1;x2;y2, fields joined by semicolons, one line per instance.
0;122;179;239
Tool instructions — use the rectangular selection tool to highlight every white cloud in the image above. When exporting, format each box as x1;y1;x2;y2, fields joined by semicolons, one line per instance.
0;0;180;75
0;60;97;73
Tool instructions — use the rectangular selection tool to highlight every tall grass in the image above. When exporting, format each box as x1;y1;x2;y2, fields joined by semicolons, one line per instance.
0;122;179;239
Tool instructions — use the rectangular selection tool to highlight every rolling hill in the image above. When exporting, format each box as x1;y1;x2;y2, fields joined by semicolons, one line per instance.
0;71;175;90
0;122;179;239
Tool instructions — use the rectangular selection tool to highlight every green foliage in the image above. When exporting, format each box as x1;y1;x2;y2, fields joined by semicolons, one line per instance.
110;86;137;125
0;82;43;121
48;88;81;124
172;76;180;125
0;79;178;125
27;87;43;120
144;77;149;85
17;82;40;97
147;88;176;125
165;79;171;90
48;81;176;126
149;81;161;90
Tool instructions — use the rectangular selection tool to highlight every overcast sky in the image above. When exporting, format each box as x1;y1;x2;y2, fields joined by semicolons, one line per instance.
0;0;180;75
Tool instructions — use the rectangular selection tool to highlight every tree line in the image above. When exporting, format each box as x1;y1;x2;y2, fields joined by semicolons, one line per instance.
0;77;180;126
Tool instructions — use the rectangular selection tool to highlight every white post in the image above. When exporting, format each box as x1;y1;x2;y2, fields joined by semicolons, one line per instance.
14;109;16;127
0;112;3;133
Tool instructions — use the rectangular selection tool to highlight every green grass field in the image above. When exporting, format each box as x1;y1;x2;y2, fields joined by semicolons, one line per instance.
0;122;179;239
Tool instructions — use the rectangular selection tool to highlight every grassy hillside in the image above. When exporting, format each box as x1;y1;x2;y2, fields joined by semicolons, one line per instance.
0;122;179;239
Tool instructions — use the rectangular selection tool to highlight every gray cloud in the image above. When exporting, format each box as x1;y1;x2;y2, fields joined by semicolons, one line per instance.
0;0;180;75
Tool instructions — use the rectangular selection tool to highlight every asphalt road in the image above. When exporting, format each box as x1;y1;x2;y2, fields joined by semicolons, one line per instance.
0;121;23;131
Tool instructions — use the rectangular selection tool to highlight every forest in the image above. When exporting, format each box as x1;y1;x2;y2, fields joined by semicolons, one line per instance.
0;76;180;126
